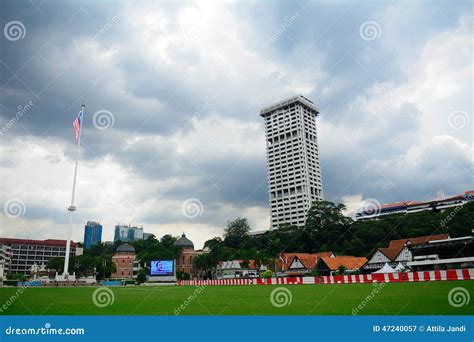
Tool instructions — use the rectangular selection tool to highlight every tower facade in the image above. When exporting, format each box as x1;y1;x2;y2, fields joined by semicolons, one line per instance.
114;224;144;242
260;95;323;229
84;221;102;249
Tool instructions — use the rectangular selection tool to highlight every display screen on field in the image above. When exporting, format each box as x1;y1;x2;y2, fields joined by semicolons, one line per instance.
150;260;174;276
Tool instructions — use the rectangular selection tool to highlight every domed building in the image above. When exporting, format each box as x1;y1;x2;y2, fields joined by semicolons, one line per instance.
175;233;194;250
112;243;136;279
175;233;200;279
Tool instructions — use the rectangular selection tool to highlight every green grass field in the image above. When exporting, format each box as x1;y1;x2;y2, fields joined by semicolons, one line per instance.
0;281;472;315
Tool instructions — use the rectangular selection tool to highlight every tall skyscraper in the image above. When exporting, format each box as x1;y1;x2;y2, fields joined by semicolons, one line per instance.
260;95;323;229
114;224;144;243
84;221;103;249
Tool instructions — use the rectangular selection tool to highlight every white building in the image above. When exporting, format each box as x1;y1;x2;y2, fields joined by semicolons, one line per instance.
216;260;266;279
0;238;78;275
363;234;449;271
0;244;11;280
260;95;323;229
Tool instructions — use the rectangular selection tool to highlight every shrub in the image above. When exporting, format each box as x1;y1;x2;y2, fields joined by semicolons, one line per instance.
7;274;27;281
335;265;346;275
261;270;273;279
176;271;190;280
3;280;18;286
136;271;147;284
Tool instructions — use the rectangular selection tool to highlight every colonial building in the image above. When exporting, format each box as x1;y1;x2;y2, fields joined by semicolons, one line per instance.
407;233;474;271
216;260;267;279
277;252;334;275
111;243;136;279
363;233;449;271
316;256;368;275
175;233;202;279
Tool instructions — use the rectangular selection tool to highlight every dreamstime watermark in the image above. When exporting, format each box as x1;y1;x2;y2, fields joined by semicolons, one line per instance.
3;198;26;219
0;101;34;136
270;287;292;308
0;281;32;314
92;110;115;130
359;21;381;41
262;11;300;49
357;198;381;218
448;110;470;130
90;15;120;46
5;323;85;336
92;287;115;308
448;287;470;308
352;282;387;315
440;205;462;227
174;284;207;315
4;20;26;41
181;198;204;219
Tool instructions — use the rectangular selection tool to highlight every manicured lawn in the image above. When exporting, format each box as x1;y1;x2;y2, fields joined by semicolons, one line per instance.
0;280;472;315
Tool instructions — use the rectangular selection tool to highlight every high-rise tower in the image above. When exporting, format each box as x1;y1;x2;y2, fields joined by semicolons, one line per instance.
260;95;323;229
84;221;103;249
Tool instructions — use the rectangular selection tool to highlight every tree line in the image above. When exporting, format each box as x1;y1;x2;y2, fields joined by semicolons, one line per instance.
195;200;473;277
42;200;472;279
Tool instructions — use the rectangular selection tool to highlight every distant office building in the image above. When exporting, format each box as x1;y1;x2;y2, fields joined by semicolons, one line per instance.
260;95;323;229
83;221;102;249
114;224;144;243
0;238;78;275
355;190;474;221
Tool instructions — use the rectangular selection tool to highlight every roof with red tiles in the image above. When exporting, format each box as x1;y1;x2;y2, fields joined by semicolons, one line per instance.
0;238;77;247
378;233;449;261
277;252;333;271
318;256;368;271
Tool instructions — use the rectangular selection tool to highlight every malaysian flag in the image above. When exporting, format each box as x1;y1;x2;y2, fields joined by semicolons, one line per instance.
73;109;83;143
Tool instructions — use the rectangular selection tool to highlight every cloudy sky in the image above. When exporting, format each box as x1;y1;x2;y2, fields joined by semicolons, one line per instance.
1;0;472;249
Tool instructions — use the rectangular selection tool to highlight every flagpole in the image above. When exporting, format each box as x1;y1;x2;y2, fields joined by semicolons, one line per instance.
63;105;85;279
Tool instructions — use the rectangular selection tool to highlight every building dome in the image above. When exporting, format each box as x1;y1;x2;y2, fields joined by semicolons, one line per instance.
116;243;135;254
174;233;194;249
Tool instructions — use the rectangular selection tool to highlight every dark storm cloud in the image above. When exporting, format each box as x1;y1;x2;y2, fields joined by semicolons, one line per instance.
1;0;472;238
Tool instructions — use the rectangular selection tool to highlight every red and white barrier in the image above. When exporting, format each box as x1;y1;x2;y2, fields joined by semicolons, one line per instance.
177;268;474;286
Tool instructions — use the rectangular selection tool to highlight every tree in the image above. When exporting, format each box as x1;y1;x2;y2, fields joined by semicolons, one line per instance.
195;253;214;279
86;243;115;256
224;218;251;249
176;271;190;280
46;257;65;273
136;269;147;284
133;234;180;267
305;201;353;252
336;265;346;275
